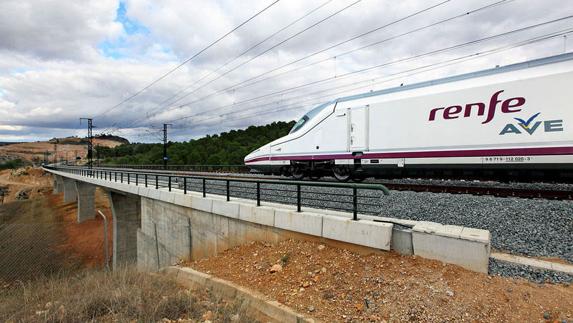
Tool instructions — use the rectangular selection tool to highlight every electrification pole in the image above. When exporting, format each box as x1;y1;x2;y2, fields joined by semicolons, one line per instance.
80;118;94;168
162;124;172;169
53;139;58;164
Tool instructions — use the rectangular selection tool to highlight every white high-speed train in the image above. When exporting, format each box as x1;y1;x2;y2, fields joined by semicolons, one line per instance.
244;53;573;182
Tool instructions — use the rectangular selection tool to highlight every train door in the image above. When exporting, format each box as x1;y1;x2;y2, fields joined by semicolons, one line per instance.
347;105;369;152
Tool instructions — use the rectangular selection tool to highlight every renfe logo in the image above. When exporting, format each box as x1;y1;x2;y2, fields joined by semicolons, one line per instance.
428;90;525;124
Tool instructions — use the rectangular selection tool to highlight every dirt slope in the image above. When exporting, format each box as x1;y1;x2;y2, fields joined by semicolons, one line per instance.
189;239;573;322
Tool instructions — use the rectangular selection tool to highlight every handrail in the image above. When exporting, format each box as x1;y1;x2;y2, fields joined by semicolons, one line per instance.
50;165;390;194
44;165;390;220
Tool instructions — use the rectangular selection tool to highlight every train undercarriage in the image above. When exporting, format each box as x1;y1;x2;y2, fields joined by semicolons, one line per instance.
266;160;573;183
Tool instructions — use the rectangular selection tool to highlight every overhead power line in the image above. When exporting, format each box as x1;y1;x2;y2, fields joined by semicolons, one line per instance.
164;15;573;124
115;0;364;132
136;0;513;127
152;0;335;112
182;28;573;131
94;0;281;120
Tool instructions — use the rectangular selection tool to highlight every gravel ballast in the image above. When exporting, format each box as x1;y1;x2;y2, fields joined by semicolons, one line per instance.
489;258;573;284
376;190;573;263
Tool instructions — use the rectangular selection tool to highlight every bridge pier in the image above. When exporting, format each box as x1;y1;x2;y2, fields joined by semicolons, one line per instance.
62;178;77;203
75;182;96;223
109;191;141;269
53;175;64;194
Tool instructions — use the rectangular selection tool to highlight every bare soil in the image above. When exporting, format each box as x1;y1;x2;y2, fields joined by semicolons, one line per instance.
188;239;573;322
0;168;52;203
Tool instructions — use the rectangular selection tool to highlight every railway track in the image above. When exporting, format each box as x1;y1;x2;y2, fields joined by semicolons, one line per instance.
378;181;573;200
90;166;573;200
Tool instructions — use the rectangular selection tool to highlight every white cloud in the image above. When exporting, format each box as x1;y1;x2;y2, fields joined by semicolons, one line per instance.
0;0;572;142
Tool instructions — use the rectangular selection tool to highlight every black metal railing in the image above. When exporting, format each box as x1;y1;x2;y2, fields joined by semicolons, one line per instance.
93;164;250;173
44;165;390;220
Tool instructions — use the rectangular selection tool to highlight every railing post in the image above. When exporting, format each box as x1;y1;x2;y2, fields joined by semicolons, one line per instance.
183;177;187;194
114;172;117;182
121;173;123;183
297;184;301;212
353;187;358;221
127;173;130;184
155;175;159;189
256;182;261;206
202;178;206;197
226;180;230;201
168;176;172;192
135;173;138;186
145;174;148;187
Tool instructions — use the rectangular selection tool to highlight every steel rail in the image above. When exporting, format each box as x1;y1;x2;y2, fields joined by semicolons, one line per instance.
74;164;573;200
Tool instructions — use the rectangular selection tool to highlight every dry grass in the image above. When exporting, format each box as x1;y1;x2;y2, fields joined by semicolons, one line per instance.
0;267;255;322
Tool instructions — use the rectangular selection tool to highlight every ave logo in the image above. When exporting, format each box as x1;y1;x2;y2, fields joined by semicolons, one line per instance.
499;112;564;135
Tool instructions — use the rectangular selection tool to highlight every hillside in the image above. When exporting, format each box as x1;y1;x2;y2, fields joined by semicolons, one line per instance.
0;136;129;166
100;121;295;165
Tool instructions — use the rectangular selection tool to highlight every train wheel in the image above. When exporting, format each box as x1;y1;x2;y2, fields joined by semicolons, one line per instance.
332;166;351;182
309;174;321;181
351;175;366;182
291;166;305;180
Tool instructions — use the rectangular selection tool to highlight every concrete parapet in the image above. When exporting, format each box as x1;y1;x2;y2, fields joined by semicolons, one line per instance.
109;191;141;269
239;204;275;226
412;221;490;273
62;178;77;203
74;181;96;223
274;209;323;236
213;199;240;219
322;216;393;250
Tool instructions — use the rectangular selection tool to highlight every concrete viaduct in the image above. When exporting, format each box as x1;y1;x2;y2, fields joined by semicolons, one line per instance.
47;167;491;273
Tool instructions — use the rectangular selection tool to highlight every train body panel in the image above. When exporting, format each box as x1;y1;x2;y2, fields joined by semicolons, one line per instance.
244;53;573;181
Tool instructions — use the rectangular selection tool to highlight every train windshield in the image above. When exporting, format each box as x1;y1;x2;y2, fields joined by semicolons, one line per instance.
289;102;330;134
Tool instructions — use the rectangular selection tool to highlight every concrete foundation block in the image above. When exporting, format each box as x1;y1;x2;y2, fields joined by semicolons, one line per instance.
75;181;96;223
191;196;212;213
213;199;240;219
274;209;322;236
412;222;490;273
391;226;413;255
322;216;393;250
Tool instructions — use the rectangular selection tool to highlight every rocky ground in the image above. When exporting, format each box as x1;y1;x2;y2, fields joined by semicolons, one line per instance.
189;239;573;323
0;167;53;204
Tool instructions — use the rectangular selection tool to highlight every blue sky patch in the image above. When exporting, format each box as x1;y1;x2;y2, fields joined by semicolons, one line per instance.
98;1;150;59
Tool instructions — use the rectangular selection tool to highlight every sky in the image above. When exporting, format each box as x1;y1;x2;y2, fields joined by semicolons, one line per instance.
0;0;572;143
